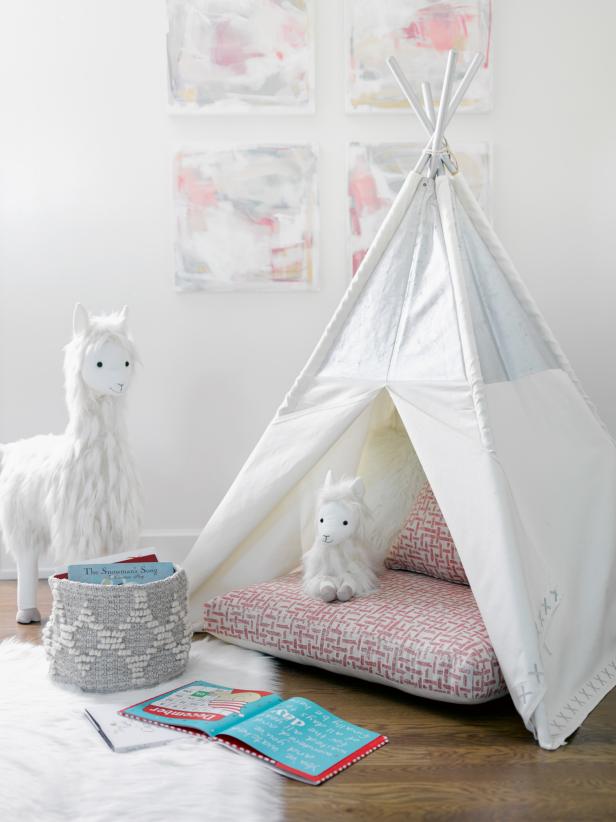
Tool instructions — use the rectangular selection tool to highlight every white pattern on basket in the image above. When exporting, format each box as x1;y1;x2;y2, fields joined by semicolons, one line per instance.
43;567;192;692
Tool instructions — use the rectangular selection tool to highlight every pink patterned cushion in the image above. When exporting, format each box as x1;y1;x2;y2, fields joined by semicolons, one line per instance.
203;570;506;704
386;482;468;585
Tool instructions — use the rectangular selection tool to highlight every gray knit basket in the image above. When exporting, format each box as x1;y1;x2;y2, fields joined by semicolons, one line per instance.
43;566;192;692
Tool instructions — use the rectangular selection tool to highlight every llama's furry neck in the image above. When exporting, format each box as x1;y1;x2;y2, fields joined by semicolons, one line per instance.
65;385;128;449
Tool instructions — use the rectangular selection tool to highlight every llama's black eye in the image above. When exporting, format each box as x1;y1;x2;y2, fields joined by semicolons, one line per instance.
343;520;348;526
319;518;323;523
125;361;130;367
96;362;103;368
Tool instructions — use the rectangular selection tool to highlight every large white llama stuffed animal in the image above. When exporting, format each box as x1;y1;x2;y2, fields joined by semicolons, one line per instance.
0;304;143;623
303;470;380;603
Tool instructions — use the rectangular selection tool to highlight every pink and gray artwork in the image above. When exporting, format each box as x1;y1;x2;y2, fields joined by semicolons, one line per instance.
167;0;314;112
346;0;492;113
348;142;490;276
174;145;319;291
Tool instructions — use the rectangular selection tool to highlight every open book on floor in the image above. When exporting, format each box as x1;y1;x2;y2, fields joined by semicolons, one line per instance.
121;680;387;784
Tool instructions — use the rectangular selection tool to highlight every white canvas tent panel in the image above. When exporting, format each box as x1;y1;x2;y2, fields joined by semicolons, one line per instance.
184;168;616;750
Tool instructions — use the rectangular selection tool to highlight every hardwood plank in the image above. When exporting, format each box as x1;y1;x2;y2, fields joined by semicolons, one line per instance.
1;580;615;821
0;580;52;643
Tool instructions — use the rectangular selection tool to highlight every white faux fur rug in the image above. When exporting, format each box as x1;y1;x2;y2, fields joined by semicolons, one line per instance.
0;638;282;822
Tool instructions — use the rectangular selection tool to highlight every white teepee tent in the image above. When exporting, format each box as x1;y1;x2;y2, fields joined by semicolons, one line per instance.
184;52;616;750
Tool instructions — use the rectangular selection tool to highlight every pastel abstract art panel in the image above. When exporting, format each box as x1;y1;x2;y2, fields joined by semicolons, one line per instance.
175;145;319;291
346;0;492;113
167;0;314;112
348;142;490;275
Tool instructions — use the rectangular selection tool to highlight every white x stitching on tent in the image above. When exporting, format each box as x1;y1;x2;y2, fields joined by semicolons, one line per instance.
184;51;616;750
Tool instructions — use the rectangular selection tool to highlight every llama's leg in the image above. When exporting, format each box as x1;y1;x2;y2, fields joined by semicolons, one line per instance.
304;574;335;601
337;575;356;602
16;550;41;624
319;576;337;602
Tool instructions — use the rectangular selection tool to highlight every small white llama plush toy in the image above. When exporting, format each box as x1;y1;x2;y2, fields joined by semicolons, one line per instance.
303;470;380;603
0;304;143;623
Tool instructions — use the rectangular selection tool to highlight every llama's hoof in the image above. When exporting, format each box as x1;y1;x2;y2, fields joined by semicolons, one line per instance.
16;608;41;624
337;583;354;602
319;581;337;602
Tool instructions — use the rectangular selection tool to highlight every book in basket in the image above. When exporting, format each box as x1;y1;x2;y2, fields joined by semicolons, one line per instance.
67;561;174;585
121;680;387;785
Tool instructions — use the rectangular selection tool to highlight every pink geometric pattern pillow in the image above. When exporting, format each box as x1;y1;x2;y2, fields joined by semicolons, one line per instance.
386;482;468;585
202;570;506;704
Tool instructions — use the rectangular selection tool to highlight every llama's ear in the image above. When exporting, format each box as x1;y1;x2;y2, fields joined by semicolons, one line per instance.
351;477;365;500
72;303;90;335
324;469;334;488
118;305;129;330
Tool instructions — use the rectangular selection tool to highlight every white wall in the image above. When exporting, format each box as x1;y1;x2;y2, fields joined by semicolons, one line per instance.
1;0;615;572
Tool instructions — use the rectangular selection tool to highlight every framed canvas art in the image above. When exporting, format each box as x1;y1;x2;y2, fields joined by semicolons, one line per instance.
174;144;319;292
348;141;491;275
167;0;315;113
345;0;492;113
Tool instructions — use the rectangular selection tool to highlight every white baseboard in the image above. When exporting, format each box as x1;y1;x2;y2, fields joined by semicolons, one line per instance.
0;529;200;580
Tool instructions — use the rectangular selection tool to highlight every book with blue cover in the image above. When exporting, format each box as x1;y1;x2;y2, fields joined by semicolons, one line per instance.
68;561;174;585
121;680;387;784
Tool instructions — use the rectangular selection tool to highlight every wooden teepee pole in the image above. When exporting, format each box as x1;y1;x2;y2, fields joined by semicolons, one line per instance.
415;52;484;176
386;56;456;174
387;51;484;177
429;50;458;176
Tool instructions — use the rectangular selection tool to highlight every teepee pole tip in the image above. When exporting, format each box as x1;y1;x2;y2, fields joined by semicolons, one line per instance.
429;50;458;176
421;81;436;126
445;51;483;126
387;56;433;138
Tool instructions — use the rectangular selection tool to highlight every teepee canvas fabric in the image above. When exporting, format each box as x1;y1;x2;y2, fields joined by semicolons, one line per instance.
184;168;616;751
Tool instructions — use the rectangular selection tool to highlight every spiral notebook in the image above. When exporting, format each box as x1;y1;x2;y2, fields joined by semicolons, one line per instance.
85;703;181;753
121;680;387;784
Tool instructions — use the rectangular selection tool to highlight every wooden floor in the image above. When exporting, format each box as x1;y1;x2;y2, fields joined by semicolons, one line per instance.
2;581;615;821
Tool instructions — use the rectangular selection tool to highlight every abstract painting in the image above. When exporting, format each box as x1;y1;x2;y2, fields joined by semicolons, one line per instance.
167;0;314;112
174;145;318;291
348;141;490;275
346;0;492;113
